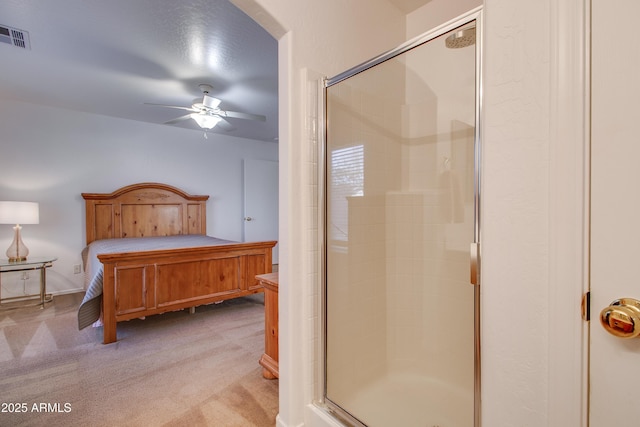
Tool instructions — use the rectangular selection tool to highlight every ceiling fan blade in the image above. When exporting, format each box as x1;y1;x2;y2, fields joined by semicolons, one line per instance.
215;117;236;131
220;110;266;122
144;102;197;112
163;114;193;125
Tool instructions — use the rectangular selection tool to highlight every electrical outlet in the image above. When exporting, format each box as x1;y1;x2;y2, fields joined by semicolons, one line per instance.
73;264;82;274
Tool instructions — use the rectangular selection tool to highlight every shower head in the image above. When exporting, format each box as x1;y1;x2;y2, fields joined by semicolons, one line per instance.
445;26;476;49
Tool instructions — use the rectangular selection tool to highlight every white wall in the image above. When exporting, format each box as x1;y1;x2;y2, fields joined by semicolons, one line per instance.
0;101;277;297
481;0;552;425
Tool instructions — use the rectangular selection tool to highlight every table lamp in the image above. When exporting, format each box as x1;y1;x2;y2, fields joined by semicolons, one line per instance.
0;201;39;262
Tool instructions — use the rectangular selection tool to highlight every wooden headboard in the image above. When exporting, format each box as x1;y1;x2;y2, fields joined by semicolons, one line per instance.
82;183;209;245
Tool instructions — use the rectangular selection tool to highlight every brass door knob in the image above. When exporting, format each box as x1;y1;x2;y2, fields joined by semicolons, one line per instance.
600;298;640;339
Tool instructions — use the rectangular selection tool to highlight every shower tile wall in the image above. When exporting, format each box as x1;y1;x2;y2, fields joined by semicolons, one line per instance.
385;113;475;390
326;37;475;402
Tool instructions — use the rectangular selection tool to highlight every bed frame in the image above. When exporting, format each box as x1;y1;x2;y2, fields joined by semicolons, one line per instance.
82;182;276;344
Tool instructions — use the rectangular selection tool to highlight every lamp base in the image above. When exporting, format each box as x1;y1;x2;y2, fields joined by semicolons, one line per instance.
6;224;29;262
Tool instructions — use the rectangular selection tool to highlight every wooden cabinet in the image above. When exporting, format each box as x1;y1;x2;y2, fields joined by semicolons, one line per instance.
257;272;279;379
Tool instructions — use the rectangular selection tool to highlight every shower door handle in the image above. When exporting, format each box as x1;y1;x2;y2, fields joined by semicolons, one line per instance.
470;242;480;286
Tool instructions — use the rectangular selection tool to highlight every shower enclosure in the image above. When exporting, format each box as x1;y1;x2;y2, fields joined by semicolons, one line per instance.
322;11;481;427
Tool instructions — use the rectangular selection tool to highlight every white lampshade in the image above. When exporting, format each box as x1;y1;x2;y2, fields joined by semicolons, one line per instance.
0;201;39;225
191;113;222;129
0;201;39;262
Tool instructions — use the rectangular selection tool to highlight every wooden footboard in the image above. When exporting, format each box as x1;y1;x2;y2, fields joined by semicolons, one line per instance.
99;240;276;344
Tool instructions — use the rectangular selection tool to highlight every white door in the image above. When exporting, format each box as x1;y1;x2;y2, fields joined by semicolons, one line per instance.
243;159;279;264
590;0;640;424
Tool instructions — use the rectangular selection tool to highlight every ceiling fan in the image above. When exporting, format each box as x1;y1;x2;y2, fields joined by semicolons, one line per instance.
144;84;266;131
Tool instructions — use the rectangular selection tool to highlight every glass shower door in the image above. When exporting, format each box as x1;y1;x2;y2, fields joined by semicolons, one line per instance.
324;18;479;427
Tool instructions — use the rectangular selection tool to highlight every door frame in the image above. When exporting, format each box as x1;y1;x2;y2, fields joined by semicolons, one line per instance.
547;0;589;425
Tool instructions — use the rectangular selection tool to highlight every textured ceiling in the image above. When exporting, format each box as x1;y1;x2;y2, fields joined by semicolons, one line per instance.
0;0;278;142
0;0;433;142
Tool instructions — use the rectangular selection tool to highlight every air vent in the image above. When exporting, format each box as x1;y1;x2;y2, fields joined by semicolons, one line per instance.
0;25;31;49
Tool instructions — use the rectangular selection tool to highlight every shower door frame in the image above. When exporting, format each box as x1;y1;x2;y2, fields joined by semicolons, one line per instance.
318;7;483;427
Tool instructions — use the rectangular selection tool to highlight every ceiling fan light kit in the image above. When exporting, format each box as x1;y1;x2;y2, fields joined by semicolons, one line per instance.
190;113;221;129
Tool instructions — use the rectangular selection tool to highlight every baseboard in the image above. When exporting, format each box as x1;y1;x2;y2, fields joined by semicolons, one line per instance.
52;288;84;296
304;404;346;427
276;414;305;427
276;405;341;427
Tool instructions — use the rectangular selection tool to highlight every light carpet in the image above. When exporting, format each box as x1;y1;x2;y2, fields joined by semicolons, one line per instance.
0;292;278;427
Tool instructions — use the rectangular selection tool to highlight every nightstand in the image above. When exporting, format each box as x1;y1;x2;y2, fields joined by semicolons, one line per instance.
0;257;57;309
257;272;279;379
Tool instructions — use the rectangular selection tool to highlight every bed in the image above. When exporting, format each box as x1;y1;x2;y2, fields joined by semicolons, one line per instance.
77;182;276;344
